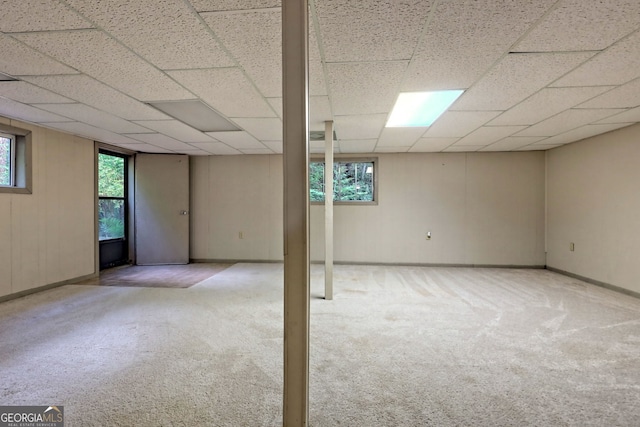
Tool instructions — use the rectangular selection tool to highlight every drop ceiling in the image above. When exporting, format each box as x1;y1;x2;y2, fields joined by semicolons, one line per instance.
1;0;639;155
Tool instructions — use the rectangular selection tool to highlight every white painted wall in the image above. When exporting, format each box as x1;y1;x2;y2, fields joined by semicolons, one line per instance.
547;124;640;294
0;118;95;299
191;151;545;266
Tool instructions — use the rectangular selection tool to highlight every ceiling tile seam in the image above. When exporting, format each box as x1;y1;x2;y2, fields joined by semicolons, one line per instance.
3;28;96;36
542;52;602;88
309;0;336;132
573;75;640;108
190;2;282;119
199;7;281;15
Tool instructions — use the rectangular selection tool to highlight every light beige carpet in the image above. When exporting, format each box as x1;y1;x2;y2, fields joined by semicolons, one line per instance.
0;264;639;426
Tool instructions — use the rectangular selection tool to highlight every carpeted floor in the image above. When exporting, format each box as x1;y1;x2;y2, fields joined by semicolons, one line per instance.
0;264;639;426
77;263;233;288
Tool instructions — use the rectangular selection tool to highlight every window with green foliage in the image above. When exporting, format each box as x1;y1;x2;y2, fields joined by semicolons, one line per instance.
0;133;15;187
310;159;375;203
98;152;126;241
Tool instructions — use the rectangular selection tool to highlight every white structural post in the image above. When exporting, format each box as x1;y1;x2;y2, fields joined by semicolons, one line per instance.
282;0;310;425
324;121;334;300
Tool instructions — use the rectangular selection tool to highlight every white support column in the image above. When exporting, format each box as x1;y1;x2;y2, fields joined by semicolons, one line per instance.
324;121;334;300
282;0;310;426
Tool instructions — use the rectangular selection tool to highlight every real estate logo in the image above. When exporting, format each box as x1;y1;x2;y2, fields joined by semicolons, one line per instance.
0;406;64;427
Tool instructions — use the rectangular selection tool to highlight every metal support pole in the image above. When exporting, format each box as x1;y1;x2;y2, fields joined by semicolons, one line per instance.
282;0;310;425
324;121;334;300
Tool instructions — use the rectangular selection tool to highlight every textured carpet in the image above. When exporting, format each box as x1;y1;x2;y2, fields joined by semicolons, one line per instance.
0;264;639;426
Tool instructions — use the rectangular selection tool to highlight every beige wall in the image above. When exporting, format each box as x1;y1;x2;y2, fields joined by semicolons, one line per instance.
0;118;96;299
547;124;640;294
191;151;546;266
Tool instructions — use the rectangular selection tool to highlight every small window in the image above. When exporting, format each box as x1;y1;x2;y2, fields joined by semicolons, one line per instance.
0;123;31;194
0;133;15;187
310;158;376;204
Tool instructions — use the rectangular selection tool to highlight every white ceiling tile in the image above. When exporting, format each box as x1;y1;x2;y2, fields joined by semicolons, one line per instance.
403;0;556;91
375;146;410;153
168;68;274;118
327;62;407;115
36;103;150;134
514;0;640;52
0;98;73;123
117;143;173;153
577;79;640;109
15;30;193;101
537;123;632;146
0;35;78;76
40;122;145;145
595;107;640;124
377;127;426;147
489;87;615;126
452;53;595;111
443;146;483;152
334;115;387;140
205;131;265;149
479;137;546;152
456;126;527;146
262;141;282;153
266;98;282;118
123;133;195;151
315;0;433;62
202;9;280;97
133;120;215;143
0;0;92;32
516;109;627;137
66;0;233;70
424;111;501;138
310;96;333;130
0;81;73;104
339;139;377;153
410;138;459;152
552;30;640;87
189;142;241;155
190;0;279;12
22;75;169;120
231;118;282;140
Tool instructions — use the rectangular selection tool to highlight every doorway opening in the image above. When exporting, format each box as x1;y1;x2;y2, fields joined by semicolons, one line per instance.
98;150;129;270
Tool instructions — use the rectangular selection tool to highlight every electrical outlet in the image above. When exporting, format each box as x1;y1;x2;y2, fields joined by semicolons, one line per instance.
570;242;575;251
426;231;431;240
239;231;244;239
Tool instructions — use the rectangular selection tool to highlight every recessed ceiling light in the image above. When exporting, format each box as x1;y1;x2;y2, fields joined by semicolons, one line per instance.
386;90;464;127
148;100;239;132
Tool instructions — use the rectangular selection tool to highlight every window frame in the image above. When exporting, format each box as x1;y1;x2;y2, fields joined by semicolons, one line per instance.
98;150;128;242
0;123;32;195
309;156;378;205
0;132;16;187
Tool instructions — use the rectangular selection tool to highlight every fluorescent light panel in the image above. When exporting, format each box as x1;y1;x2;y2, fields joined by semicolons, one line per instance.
148;100;239;132
387;90;464;127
